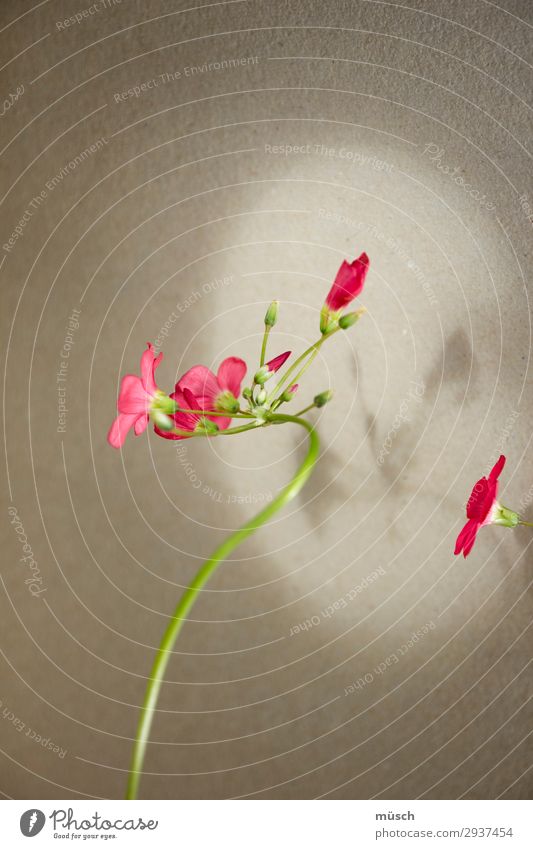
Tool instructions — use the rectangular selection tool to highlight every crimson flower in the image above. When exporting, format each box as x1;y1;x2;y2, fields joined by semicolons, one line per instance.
321;252;370;334
254;351;291;385
454;455;518;558
108;343;174;448
158;356;247;439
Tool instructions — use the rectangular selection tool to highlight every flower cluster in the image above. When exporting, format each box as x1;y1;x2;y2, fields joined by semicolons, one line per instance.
108;252;370;447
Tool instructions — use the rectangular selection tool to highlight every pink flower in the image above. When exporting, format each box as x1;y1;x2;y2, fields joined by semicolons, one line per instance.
454;455;518;557
321;252;370;333
265;351;291;374
108;343;165;448
254;351;291;385
157;356;247;439
155;387;204;440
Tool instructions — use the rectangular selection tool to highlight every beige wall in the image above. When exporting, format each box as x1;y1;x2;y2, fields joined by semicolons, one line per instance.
1;0;532;799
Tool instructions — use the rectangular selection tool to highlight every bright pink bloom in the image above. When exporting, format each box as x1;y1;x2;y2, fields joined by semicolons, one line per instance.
266;351;291;374
158;357;247;439
108;343;162;448
155;387;204;440
454;455;506;558
325;252;370;312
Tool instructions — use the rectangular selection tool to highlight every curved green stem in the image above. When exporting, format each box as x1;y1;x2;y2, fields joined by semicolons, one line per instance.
126;414;319;799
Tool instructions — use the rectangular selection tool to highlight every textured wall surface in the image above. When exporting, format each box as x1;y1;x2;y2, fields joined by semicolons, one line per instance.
1;0;532;800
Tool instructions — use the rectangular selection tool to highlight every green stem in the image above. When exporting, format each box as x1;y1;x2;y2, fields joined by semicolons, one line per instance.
519;520;533;527
268;338;324;400
174;407;252;419
267;332;338;403
293;402;316;417
260;325;271;367
126;414;320;800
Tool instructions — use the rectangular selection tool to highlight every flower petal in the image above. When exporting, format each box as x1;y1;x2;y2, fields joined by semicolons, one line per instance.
326;252;370;312
454;519;479;557
489;454;506;483
266;351;291;374
134;414;148;435
140;342;162;395
107;413;139;448
462;522;480;557
217;357;247;397
176;365;220;409
117;374;150;414
156;388;201;440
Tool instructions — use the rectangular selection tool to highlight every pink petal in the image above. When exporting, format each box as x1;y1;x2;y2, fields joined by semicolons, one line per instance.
117;374;150;415
176;365;220;409
266;351;291;374
217;357;247;397
134;415;148;435
156;388;201;440
489;454;505;483
462;522;480;557
326;252;370;312
140;342;162;395
107;413;139;448
454;519;479;557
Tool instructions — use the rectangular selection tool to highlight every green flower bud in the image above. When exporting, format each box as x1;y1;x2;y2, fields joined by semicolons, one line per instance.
256;388;267;405
339;307;366;329
254;365;270;385
195;417;219;436
216;390;239;414
151;410;174;430
280;383;298;402
264;300;279;327
153;391;178;414
314;389;334;408
242;387;253;401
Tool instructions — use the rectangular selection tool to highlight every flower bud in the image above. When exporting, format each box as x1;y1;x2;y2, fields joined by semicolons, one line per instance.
314;389;333;408
281;383;298;402
264;300;279;327
253;365;269;385
256;388;267;405
195;417;219;436
216;390;240;414
242;387;252;401
151;410;174;431
153;391;178;414
255;351;291;384
339;307;366;329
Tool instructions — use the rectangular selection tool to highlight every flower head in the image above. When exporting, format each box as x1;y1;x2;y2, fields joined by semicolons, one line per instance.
157;356;247;439
321;252;369;334
108;343;175;448
254;351;291;385
454;455;518;558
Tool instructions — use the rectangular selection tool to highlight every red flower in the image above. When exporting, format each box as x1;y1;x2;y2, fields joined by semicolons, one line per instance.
265;351;291;374
157;357;247;439
108;343;164;448
454;455;509;557
155;387;205;440
321;252;369;333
